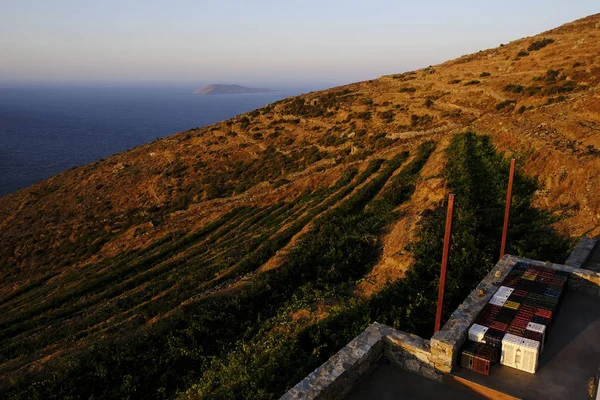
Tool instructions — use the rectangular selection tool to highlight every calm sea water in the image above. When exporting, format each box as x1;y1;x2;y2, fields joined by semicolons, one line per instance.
0;86;303;197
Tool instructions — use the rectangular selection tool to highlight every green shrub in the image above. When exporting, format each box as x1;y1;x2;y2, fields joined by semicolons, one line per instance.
546;95;567;105
496;100;516;110
528;38;554;52
410;114;433;127
379;110;395;123
480;72;491;77
504;84;524;93
464;80;480;86
357;111;371;120
399;87;417;93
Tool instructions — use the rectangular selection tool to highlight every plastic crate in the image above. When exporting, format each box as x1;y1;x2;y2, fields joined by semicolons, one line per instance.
536;302;555;313
509;317;529;329
503;300;521;311
513;262;530;271
515;280;532;291
496;286;514;297
473;357;491;375
518;338;541;373
549;278;565;287
468;323;489;343
461;341;495;375
483;328;505;348
525;321;546;350
489;294;507;307
500;333;522;368
530;315;551;330
490;320;508;332
522;272;537;281
501;333;540;374
475;304;502;326
507;325;526;336
480;303;502;318
496;308;517;323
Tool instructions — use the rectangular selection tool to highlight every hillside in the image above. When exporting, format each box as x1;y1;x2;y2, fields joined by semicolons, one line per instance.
193;84;273;95
1;14;599;399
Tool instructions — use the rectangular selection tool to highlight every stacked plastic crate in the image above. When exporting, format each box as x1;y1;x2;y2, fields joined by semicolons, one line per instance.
460;262;569;375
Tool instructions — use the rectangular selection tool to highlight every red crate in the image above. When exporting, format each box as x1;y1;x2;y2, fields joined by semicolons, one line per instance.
535;308;553;319
510;318;529;328
490;321;508;331
520;304;537;313
473;356;491;375
523;329;543;344
507;325;526;336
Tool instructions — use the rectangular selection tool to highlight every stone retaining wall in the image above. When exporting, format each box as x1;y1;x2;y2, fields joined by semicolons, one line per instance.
565;237;597;268
280;323;385;400
280;323;439;399
383;328;442;382
430;255;516;373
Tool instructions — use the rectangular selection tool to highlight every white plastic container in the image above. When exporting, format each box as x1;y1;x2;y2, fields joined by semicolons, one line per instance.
500;333;521;368
518;338;540;374
526;322;546;352
500;333;540;374
489;294;507;307
495;286;514;297
468;323;489;343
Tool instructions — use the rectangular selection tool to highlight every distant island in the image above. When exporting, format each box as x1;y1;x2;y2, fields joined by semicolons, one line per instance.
193;84;273;95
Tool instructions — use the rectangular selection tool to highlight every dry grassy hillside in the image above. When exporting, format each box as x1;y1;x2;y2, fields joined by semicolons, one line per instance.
0;13;598;400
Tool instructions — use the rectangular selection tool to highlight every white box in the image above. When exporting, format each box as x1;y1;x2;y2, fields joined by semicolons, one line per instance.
468;324;489;343
500;333;540;374
518;338;540;374
489;294;507;307
500;333;522;368
526;322;546;352
496;286;514;297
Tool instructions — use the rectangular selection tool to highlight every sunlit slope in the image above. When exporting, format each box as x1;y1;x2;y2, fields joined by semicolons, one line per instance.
0;13;599;400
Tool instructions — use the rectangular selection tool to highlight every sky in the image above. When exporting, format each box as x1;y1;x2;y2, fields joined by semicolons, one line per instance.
0;0;598;88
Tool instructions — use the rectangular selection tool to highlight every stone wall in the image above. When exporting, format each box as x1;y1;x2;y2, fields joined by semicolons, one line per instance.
565;237;597;268
280;323;385;400
280;323;439;400
430;255;516;373
383;328;442;382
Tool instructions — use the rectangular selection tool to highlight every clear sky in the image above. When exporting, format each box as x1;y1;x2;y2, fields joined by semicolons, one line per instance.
0;0;598;88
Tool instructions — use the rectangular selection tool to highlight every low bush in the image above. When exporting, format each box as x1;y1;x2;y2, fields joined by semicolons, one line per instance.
496;100;516;110
528;38;554;52
410;114;433;127
399;87;417;93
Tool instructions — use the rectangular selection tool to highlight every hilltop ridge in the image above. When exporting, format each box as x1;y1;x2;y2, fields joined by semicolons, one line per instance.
0;13;599;400
193;84;273;95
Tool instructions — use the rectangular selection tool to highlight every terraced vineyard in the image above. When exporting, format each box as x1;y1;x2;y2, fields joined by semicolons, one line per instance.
0;143;430;398
1;13;599;400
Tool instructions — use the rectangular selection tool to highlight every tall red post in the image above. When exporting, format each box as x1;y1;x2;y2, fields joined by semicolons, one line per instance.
500;159;516;260
434;194;455;334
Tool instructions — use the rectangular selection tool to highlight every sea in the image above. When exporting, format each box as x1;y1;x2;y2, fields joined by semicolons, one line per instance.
0;85;308;198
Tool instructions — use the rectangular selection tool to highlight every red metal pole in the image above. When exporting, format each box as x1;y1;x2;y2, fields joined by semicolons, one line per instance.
434;193;455;334
500;159;516;259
